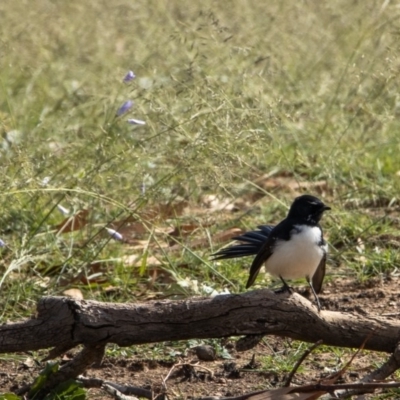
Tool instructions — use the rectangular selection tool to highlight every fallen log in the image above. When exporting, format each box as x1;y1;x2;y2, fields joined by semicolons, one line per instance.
0;289;399;355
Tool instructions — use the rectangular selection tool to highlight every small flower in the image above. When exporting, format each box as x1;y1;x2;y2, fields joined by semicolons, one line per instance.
127;118;146;125
105;227;123;241
0;239;5;248
116;100;133;116
123;70;136;83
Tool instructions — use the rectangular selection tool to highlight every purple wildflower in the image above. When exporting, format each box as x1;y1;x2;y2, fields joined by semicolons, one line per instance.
127;118;146;125
123;70;136;83
116;100;133;116
0;239;5;248
106;227;123;241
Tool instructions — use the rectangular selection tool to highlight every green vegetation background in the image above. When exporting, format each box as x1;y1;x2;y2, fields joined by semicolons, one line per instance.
1;0;400;319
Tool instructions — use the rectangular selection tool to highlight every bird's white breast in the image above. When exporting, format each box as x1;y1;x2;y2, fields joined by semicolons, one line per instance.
265;225;325;280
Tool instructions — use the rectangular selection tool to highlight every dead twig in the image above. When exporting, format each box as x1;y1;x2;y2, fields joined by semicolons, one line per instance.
337;342;400;398
295;381;400;393
197;382;400;400
78;376;152;399
162;362;215;389
102;383;139;400
17;344;105;398
284;339;323;387
362;342;400;381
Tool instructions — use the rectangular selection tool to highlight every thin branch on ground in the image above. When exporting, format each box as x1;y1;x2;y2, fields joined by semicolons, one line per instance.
197;382;400;400
102;383;139;400
284;339;323;387
295;381;400;393
78;375;153;399
162;361;215;389
16;344;105;398
336;342;400;399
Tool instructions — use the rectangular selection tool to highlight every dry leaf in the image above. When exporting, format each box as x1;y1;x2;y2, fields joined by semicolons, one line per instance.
148;266;175;285
55;209;89;234
202;194;236;211
254;174;327;195
142;201;189;221
168;224;201;238
120;254;140;266
22;357;35;369
62;288;84;300
103;286;120;295
168;223;213;241
263;177;325;191
211;227;244;244
109;216;148;239
86;261;106;274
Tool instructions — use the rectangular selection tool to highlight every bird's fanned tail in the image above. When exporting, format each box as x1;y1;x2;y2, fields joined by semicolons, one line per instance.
211;225;274;260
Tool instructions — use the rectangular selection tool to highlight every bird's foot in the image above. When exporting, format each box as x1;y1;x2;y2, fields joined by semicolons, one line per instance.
277;276;293;294
274;284;294;294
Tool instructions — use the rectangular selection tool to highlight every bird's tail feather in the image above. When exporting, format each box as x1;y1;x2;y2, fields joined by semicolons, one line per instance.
211;225;273;260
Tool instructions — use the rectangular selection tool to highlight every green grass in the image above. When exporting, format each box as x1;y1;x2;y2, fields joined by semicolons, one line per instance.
2;0;400;396
0;1;400;310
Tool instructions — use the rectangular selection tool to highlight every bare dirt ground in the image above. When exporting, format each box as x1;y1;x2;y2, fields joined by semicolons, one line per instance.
1;277;399;399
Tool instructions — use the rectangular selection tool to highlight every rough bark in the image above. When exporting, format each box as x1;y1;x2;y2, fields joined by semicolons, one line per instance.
0;289;399;355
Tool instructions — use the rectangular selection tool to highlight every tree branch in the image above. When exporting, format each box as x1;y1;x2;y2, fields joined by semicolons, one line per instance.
1;290;399;355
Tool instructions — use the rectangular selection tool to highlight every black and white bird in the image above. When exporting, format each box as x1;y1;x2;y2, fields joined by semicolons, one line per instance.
212;194;330;311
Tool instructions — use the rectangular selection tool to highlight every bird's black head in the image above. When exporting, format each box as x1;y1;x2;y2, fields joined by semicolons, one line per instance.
287;194;330;224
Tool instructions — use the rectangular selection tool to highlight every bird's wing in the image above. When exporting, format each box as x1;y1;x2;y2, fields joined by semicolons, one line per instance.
245;234;276;288
211;225;274;260
311;252;326;294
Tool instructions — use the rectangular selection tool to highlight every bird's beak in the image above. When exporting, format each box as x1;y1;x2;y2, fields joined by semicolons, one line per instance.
323;205;331;211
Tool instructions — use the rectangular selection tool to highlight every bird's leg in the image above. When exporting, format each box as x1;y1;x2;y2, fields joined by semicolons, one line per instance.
306;277;321;312
274;276;293;294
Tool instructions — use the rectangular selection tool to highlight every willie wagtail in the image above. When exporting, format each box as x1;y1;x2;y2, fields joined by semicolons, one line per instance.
212;194;330;311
